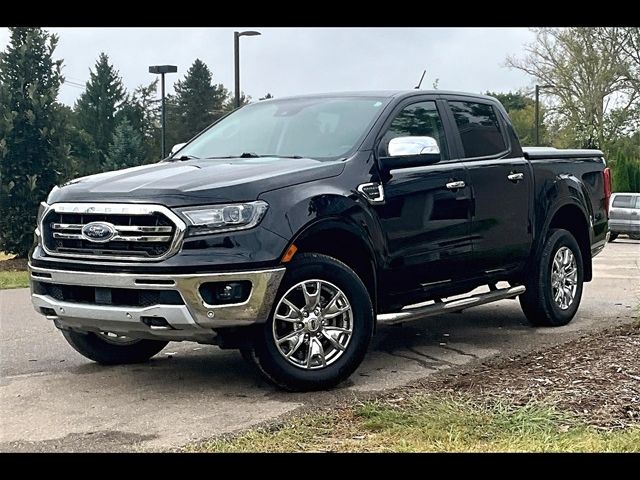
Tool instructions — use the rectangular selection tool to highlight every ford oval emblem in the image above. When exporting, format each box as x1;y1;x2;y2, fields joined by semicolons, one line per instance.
81;222;116;243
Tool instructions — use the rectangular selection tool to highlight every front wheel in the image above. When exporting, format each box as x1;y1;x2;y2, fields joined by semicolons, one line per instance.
608;232;618;242
62;330;168;365
520;228;584;327
248;253;374;391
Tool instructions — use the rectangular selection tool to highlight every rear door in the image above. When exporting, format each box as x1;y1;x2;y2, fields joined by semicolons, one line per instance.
609;194;637;231
443;97;533;277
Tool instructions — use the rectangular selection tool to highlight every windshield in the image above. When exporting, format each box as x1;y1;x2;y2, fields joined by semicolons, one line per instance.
175;96;388;161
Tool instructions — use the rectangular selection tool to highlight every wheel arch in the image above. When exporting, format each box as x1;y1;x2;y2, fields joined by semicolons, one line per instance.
539;202;593;281
287;218;379;313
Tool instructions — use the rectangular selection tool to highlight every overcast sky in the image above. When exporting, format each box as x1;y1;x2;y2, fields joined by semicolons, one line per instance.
0;27;537;105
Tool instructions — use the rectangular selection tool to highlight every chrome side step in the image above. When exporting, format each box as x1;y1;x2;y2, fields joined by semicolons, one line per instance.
377;285;526;325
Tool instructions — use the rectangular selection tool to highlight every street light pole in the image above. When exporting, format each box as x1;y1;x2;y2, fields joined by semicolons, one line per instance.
234;32;240;109
535;84;540;146
161;73;166;157
233;30;261;109
149;65;178;158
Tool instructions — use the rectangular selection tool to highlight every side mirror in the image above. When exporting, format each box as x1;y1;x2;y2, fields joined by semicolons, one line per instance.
170;142;187;157
380;136;441;171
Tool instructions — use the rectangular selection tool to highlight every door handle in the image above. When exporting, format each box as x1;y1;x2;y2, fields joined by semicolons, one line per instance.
446;180;466;190
507;172;524;182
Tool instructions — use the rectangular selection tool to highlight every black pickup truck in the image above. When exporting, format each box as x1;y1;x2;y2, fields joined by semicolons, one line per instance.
29;91;612;391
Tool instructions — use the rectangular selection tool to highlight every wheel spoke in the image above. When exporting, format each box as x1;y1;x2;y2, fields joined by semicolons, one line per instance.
286;334;306;358
302;281;321;310
277;331;301;345
323;305;350;320
322;329;346;351
314;338;326;368
323;291;341;312
281;299;303;320
305;339;314;368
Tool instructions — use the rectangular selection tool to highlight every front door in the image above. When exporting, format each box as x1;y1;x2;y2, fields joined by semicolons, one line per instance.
446;98;532;276
375;98;473;299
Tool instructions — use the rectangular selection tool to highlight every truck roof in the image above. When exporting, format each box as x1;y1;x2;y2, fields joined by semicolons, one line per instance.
267;90;500;102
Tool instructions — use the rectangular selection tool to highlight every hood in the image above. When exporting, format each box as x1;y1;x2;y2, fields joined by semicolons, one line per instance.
47;157;346;207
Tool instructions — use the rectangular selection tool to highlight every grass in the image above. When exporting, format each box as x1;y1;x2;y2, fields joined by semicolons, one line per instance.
0;251;29;289
0;270;30;289
190;395;640;453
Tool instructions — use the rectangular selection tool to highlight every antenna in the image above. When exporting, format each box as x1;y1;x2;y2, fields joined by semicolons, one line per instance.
414;70;426;89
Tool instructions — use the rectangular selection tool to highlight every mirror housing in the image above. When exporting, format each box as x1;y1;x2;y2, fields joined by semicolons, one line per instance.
170;142;187;157
379;136;441;171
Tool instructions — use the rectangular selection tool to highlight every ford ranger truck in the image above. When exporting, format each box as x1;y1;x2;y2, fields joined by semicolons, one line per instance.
29;91;612;391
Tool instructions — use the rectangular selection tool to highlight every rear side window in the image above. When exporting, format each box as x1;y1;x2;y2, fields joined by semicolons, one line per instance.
449;101;507;158
612;195;635;208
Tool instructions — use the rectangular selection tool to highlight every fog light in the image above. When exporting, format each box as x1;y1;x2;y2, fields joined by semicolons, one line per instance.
199;281;251;305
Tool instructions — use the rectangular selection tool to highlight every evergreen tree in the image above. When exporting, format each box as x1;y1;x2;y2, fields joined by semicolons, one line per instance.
104;119;146;171
223;91;251;111
121;79;161;161
73;52;126;174
167;59;229;146
0;27;70;257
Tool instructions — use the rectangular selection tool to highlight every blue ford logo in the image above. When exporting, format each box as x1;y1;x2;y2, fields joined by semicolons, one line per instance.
81;222;116;243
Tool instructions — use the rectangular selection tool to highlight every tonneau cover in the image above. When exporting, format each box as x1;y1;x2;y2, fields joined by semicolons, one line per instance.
522;146;604;160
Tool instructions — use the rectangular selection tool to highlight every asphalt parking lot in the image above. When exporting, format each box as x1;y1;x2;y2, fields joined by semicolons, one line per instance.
1;240;638;452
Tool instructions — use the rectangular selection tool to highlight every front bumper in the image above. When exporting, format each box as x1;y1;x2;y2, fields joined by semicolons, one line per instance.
29;264;285;342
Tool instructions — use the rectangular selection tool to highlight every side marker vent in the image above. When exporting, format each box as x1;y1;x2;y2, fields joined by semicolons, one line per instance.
357;183;385;204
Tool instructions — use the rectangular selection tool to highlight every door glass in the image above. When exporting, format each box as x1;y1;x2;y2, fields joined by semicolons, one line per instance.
635;196;640;209
612;195;633;208
379;101;447;158
449;101;507;158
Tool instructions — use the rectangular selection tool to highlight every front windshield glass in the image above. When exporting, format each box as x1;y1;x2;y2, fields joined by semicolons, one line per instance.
176;96;388;161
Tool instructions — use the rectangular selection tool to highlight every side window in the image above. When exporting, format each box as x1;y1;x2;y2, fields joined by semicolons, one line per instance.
635;196;640;209
612;195;633;208
379;101;448;158
449;101;507;158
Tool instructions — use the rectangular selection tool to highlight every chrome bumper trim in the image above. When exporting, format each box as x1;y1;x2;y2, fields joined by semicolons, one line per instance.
29;264;286;338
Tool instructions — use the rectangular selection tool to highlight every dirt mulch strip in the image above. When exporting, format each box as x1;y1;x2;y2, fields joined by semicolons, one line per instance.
404;323;640;429
0;257;28;272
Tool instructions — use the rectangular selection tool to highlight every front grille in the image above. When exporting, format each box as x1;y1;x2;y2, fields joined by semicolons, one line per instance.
33;281;184;307
41;206;180;261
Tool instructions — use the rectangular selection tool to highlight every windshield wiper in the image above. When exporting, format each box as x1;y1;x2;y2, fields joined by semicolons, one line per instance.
173;154;200;161
199;153;306;160
240;153;304;159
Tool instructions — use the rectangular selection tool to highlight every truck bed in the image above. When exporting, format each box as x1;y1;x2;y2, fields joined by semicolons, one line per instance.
522;146;604;160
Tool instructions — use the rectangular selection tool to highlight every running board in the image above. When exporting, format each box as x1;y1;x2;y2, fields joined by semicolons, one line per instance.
377;285;526;325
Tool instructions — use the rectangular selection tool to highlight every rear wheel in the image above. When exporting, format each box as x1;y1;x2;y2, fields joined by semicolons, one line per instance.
248;253;374;391
629;233;640;240
62;330;168;365
608;232;618;242
520;228;584;327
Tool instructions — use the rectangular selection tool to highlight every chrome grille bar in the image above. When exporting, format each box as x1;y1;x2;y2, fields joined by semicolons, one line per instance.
40;202;187;262
53;232;172;242
51;223;173;233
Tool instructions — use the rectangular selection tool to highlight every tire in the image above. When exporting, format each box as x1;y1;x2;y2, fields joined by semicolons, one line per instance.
62;330;168;365
629;234;640;240
608;232;618;242
249;253;374;392
519;228;584;327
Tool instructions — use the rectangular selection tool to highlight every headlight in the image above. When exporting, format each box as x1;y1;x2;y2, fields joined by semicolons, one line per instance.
177;201;268;236
35;202;49;239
